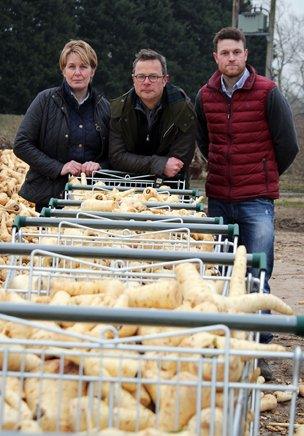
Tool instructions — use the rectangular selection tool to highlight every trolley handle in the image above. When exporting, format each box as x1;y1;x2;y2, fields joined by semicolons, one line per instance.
40;207;223;225
0;303;303;336
49;198;204;211
251;252;267;271
64;182;201;197
12;215;236;236
0;242;265;269
227;224;239;239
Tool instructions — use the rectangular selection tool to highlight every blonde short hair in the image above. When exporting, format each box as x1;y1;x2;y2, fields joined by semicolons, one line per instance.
59;40;98;71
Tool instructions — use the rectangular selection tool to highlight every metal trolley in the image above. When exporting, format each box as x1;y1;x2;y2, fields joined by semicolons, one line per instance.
0;243;266;301
64;170;202;203
40;206;221;225
0;307;302;435
11;216;239;255
49;197;206;215
71;169;188;189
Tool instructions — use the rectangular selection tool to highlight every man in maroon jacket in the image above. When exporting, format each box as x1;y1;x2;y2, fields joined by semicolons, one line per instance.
195;27;299;379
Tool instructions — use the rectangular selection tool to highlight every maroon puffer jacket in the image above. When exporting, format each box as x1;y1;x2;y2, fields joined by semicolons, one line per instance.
201;66;279;201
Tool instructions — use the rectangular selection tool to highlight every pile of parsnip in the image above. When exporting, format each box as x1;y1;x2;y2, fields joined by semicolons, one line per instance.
70;174;205;217
0;149;37;243
0;246;298;435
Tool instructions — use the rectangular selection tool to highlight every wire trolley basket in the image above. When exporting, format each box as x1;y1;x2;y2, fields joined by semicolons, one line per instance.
0;311;302;435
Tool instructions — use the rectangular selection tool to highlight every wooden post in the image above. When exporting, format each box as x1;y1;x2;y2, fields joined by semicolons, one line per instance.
265;0;276;78
232;0;240;27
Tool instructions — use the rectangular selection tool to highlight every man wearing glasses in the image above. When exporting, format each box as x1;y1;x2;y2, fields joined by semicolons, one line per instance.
109;49;195;181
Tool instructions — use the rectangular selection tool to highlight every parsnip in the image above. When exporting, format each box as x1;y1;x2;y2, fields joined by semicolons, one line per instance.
191;232;215;252
80;172;87;185
0;401;20;430
15;419;42;432
0;333;41;371
142;352;178;380
138;325;185;347
225;293;293;315
274;390;293;402
260;393;277;411
50;277;125;296
175;263;216;305
215;335;285;358
81;199;116;211
145;371;215;432
69;396;155;432
295;425;304;435
49;290;72;328
299;384;304;397
25;359;84;432
68;396;109;432
4;390;32;420
229;245;247;296
187;407;223;436
126;279;182;309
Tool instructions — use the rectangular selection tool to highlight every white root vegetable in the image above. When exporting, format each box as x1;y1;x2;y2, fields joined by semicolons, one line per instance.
257;376;265;384
81;199;116;211
15;420;42;432
80;172;87;185
229;245;247;296
295;425;304;435
0;333;41;371
260;393;277;411
145;371;197;431
225;293;293;314
68;396;109;432
187;407;223;436
126;279;182;309
25;359;84;432
175;263;216;306
138;325;185;347
69;396;155;432
274;390;293;402
215;335;285;358
50;277;125;296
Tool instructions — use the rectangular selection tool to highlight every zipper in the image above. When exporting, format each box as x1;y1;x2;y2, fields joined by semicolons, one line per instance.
226;100;232;199
163;123;175;138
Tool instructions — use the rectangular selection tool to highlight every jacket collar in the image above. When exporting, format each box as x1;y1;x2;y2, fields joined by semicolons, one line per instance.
207;64;257;91
53;81;104;107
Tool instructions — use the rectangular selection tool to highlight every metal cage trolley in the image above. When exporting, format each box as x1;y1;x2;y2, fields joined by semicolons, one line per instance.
0;308;302;435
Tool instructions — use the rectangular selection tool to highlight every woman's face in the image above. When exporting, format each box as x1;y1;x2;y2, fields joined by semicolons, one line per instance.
63;52;95;94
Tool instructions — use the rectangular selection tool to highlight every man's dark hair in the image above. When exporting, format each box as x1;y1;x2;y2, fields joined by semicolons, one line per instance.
213;27;246;51
133;49;167;75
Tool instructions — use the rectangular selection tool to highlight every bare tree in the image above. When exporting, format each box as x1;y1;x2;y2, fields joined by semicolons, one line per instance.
272;1;304;106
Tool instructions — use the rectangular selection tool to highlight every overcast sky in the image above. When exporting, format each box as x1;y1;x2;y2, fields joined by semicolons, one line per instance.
252;0;304;16
291;0;304;15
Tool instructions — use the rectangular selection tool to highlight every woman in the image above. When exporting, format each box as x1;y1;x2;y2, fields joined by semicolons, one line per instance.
14;40;110;211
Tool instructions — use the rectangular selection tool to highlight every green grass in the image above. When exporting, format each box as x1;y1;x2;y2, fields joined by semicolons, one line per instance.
276;198;304;208
0;114;22;147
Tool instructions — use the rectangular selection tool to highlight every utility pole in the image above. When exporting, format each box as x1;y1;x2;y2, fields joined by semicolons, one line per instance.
232;0;240;27
265;0;276;78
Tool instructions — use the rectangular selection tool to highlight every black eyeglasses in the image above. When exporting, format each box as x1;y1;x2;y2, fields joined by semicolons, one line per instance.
133;74;164;83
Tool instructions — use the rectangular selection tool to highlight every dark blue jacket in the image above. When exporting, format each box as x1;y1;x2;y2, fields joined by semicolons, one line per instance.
14;83;110;205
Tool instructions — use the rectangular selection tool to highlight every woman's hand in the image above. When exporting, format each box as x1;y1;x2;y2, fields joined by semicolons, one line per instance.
60;160;82;176
81;161;101;176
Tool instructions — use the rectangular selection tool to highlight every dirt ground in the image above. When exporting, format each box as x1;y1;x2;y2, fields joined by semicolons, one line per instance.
260;205;304;434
